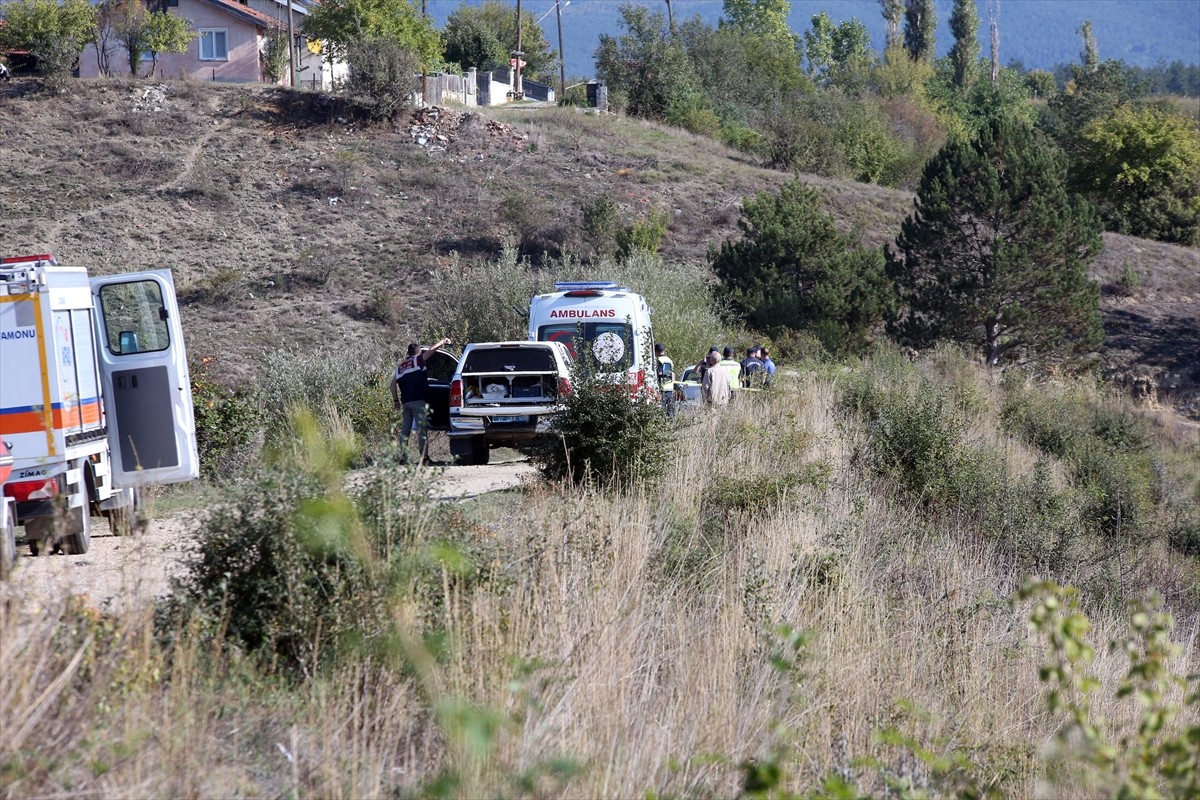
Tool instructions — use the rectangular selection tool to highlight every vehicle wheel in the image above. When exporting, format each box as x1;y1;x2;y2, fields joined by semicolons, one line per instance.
106;487;140;536
24;517;53;556
470;436;490;466
0;518;15;580
59;504;91;555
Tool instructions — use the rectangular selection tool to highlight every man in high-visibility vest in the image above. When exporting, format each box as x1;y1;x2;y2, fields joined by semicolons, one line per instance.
718;346;743;393
655;342;676;417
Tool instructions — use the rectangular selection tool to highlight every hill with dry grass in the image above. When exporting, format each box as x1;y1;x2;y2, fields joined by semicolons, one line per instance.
1;77;1196;413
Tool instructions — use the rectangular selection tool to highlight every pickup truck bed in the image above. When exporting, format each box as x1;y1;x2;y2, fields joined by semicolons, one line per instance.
449;342;572;465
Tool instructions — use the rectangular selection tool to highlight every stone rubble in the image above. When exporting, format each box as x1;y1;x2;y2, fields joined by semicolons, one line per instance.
406;106;528;151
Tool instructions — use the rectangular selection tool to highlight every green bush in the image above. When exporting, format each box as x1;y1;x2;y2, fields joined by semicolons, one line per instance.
580;193;621;258
665;90;721;136
190;355;262;478
708;464;832;514
170;461;383;674
616;206;671;259
257;342;394;450
1000;379;1158;537
169;415;467;675
838;356;1021;516
423;243;551;345
983;460;1085;574
344;37;420;121
1167;512;1200;557
533;376;672;489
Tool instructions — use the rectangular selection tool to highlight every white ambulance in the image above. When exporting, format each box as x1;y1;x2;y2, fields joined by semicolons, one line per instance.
528;281;656;396
0;254;198;564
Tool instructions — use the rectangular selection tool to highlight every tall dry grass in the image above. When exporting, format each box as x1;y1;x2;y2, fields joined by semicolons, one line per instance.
1;360;1196;798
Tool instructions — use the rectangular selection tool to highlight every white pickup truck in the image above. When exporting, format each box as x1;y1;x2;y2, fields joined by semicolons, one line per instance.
447;341;573;465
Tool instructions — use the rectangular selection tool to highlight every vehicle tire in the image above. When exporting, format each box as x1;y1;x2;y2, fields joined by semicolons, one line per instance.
106;487;140;536
470;436;490;466
25;517;53;556
59;504;91;555
0;517;15;580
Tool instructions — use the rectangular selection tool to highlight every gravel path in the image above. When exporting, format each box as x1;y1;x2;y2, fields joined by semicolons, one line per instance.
1;462;534;610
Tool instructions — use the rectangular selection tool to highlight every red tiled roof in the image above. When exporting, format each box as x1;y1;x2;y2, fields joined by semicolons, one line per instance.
197;0;282;29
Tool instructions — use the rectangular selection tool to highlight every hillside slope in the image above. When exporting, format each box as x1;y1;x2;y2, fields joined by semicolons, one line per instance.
0;78;1196;413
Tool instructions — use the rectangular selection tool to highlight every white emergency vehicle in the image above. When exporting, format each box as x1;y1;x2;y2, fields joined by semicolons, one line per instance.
0;254;198;563
528;281;655;396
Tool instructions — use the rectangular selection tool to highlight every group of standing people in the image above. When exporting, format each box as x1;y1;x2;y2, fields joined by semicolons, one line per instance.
697;344;775;407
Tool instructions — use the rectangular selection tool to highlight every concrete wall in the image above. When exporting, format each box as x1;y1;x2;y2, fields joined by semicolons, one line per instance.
476;67;515;107
425;70;476;106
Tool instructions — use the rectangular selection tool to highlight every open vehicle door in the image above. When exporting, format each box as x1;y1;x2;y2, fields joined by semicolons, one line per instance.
425;349;458;431
90;270;198;485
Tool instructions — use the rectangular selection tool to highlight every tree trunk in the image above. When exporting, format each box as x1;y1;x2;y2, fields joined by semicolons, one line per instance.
985;321;1000;366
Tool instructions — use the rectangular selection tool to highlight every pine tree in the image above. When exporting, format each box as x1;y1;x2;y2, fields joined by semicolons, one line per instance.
710;180;892;355
887;117;1104;367
948;0;979;91
903;0;936;63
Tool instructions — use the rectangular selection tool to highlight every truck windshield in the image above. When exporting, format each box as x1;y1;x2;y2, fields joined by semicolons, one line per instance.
463;347;557;373
538;322;633;371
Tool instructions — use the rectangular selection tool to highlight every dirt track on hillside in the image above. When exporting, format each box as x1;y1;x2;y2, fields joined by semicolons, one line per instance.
0;462;534;611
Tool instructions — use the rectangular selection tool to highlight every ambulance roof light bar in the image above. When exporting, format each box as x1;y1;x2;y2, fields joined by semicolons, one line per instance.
1;253;57;266
553;281;630;297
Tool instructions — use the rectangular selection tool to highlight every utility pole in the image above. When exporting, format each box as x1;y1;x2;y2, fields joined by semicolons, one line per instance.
286;0;295;87
556;0;565;96
665;0;675;36
421;0;428;104
515;0;523;97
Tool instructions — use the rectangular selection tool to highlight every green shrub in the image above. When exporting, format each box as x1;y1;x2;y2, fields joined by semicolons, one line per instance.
257;342;394;450
719;121;765;154
190;355;262;478
708;463;832;514
344;37;419;121
170;461;382;674
839;362;976;506
169;414;461;675
1001;379;1158;537
1115;263;1142;296
532;376;672;489
261;27;290;84
983;460;1085;574
423;243;551;345
1166;512;1200;557
616;206;671;259
580;193;621;258
665;90;721;136
1073;446;1156;537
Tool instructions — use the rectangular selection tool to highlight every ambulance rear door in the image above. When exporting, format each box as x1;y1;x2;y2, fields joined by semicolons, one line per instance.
90;270;199;485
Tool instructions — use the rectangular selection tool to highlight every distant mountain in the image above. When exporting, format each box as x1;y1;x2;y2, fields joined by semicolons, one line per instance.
426;0;1200;79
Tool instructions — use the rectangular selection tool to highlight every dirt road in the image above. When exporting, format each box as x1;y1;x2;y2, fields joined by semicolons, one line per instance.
1;461;534;611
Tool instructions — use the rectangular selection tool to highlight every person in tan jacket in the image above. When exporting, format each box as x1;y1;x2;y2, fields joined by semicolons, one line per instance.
701;351;732;406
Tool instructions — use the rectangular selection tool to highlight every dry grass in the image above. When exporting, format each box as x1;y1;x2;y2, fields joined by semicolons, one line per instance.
2;360;1196;798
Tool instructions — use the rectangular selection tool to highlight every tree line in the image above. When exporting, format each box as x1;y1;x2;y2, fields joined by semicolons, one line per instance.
593;2;1199;248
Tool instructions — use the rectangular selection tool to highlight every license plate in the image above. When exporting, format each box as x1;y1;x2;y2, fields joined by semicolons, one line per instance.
490;415;529;424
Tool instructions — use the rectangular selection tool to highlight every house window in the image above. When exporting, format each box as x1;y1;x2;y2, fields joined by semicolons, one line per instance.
199;29;228;61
